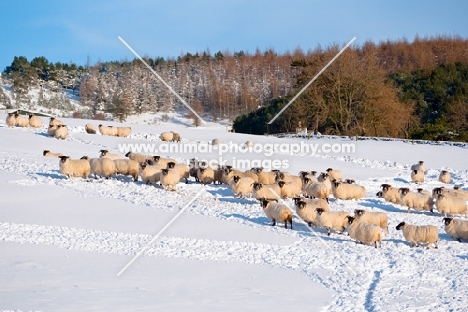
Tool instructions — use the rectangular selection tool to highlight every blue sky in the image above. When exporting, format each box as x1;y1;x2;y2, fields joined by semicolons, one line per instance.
1;0;467;71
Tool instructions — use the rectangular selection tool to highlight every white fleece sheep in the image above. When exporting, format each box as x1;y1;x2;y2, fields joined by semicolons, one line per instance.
379;184;401;204
43;150;63;158
275;171;302;187
197;167;216;185
231;175;255;197
277;181;302;198
354;209;389;234
166;161;190;183
85;124;96;134
260;199;293;229
54;124;68;140
159;131;174;142
315;208;350;236
332;181;366;200
299;171;318;186
294;198;328;226
139;162;163;184
82;156;117;179
326;168;343;181
252;182;281;200
124;151;149;163
304;181;330;203
99;149;121;160
399;187;434;214
116;126;132;137
317;172;332;192
151;155;176;168
28;114;42;128
453;186;468;200
49;117;63;126
256;168;277;185
98;124;118;136
189;158;201;182
6;113;16;127
47;125;57;136
411;169;425;183
443;217;468;242
438;170;451;184
396;221;438;248
212;139;221;145
432;187;468;201
245;140;254;148
113;159;139;181
14;113;29;127
410;160;425;172
160;168;180;191
435;193;467;217
345;216;382;248
172;132;181;142
58;156;90;180
223;167;258;185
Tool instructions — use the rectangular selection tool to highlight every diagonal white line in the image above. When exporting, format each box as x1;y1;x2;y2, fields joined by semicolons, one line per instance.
268;36;356;125
118;36;207;125
267;188;356;275
117;187;205;276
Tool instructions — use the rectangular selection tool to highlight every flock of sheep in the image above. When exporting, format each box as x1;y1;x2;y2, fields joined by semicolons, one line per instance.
10;113;467;250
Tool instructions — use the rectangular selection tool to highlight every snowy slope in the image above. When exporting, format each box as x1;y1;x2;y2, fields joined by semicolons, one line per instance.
1;113;468;311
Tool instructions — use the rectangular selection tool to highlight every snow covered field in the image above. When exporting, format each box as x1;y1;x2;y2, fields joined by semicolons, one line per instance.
1;113;468;311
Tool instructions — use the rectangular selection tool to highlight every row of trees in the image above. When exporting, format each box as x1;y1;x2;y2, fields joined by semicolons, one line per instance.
2;35;468;140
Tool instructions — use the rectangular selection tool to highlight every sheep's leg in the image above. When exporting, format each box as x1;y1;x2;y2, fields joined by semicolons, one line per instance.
327;228;331;236
271;219;276;226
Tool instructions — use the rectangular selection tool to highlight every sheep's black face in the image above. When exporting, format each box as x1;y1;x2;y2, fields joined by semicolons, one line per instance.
140;163;147;170
346;216;355;224
303;177;310;184
376;191;383;197
354;210;364;216
59;156;69;163
297;201;306;209
98;124;102;127
333;182;340;188
161;169;169;175
153;156;161;162
199;168;206;174
381;184;390;191
252;183;262;191
396;222;405;230
326;168;332;173
443;218;453;226
167;162;176;169
419;161;424;165
260;200;269;208
316;208;324;215
233;176;240;184
125;152;131;157
43;150;49;156
278;181;285;188
311;171;317;176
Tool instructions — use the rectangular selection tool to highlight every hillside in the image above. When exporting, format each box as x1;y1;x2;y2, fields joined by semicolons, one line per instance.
1;112;468;311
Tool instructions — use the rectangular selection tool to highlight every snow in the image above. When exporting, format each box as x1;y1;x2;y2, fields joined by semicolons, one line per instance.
1;112;468;311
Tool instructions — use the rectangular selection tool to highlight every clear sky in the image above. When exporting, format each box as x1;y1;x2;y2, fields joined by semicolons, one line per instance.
1;0;467;71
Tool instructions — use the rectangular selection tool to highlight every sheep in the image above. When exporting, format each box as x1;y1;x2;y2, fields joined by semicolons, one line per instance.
275;171;302;186
116;126;132;137
151;155;176;168
159;131;174;142
331;181;366;200
410;160;425;172
379;184;401;204
260;199;293;229
160;168;180;191
245;140;254;148
197;167;215;185
315;208;350;236
399;187;434;214
395;221;438;248
28;114;42;128
294;198;329;226
443;217;468;242
49;117;63;126
303;181;330;203
98;124;118;136
166;161;190;183
47;125;57;136
256;168;277;185
299;171;318;185
6;113;16;127
223;167;258;185
438;170;451;184
113;159;139;181
354;209;389;234
452;186;468;200
171;132;181;142
43;150;63;158
231;175;255;197
14;113;29;127
99;149;121;160
58;156;90;180
81;156;117;179
411;169;425;183
252;182;281;201
212;139;221;145
277;181;302;198
189;158;201;182
54;124;68;140
435;193;467;217
345;216;382;248
326;168;343;181
432;186;468;201
317;172;332;192
344;179;356;184
139;162;163;184
125;151;149;163
85;124;96;134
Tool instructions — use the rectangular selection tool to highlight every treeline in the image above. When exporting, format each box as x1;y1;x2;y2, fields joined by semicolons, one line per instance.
2;35;468;140
233;36;468;141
